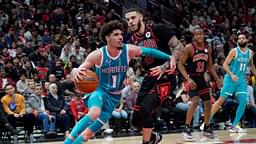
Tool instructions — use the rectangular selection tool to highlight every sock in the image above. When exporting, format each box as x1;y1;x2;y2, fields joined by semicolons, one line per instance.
233;94;247;126
73;134;86;144
64;115;94;144
87;119;104;133
64;138;73;144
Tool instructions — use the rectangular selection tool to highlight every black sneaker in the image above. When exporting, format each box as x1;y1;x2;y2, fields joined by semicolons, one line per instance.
149;132;162;144
203;125;216;139
183;125;195;142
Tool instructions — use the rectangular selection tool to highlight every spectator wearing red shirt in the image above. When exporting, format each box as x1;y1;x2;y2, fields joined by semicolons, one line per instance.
70;92;88;123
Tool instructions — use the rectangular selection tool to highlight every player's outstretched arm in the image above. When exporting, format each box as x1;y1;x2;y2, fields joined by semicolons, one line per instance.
168;35;185;60
128;44;171;60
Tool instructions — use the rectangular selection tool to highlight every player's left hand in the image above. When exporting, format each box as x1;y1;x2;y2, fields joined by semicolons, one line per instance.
216;79;222;89
166;57;176;74
150;65;167;79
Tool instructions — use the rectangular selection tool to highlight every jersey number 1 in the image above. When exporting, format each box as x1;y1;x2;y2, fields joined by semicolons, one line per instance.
112;75;117;88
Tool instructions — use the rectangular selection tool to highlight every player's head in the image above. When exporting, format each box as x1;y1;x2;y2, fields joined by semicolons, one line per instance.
125;8;143;33
193;27;204;44
100;20;123;49
237;33;248;48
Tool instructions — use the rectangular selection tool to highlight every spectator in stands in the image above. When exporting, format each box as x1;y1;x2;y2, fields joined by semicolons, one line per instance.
112;95;128;132
123;81;140;130
22;60;36;79
245;75;256;127
70;41;84;65
42;81;50;97
4;61;19;82
1;84;35;142
0;101;18;144
23;79;35;100
16;73;28;94
27;83;56;137
48;74;57;83
61;74;75;97
70;91;88;123
45;82;71;138
0;68;15;95
50;59;65;81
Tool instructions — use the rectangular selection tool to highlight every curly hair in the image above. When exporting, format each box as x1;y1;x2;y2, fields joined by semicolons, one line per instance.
99;20;123;43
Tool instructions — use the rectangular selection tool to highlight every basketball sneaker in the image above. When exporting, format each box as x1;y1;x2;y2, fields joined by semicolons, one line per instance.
229;125;247;133
148;132;162;144
183;125;195;141
200;123;204;131
203;125;216;139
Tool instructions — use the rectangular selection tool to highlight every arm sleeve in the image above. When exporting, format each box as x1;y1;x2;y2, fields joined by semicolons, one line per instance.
141;47;171;59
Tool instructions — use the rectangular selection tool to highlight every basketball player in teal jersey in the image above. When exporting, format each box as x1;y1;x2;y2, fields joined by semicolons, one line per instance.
210;33;256;133
64;20;174;144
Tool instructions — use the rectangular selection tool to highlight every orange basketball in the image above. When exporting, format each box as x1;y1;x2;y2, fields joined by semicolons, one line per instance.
75;70;99;93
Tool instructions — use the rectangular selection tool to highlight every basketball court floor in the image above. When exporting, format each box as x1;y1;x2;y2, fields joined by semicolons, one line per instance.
41;128;256;144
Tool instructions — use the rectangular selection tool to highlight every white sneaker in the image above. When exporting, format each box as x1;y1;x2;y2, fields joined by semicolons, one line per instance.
200;123;204;131
229;126;247;133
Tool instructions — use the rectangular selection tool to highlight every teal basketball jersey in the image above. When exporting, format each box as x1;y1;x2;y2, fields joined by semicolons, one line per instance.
96;44;129;94
224;47;251;82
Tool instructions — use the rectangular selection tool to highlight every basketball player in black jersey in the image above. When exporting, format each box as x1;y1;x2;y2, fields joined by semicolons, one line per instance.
178;27;221;141
125;8;184;144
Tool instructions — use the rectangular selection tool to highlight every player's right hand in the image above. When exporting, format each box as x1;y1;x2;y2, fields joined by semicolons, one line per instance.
188;78;197;90
231;74;238;82
71;68;87;82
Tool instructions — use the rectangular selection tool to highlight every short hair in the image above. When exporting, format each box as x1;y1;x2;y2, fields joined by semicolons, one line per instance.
4;83;15;92
100;20;123;43
125;8;142;14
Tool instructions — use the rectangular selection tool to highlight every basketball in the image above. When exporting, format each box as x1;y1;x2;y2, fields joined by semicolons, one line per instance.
74;70;99;93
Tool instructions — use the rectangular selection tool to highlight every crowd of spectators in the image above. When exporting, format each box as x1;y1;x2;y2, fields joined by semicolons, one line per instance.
0;0;256;143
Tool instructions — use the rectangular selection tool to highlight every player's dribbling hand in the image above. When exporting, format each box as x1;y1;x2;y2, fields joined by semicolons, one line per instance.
71;68;87;82
166;57;176;74
231;74;238;82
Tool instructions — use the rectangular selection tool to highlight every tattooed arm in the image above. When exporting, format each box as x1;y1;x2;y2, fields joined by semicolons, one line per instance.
168;35;185;60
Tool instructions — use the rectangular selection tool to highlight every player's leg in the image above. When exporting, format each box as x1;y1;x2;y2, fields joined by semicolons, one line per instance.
139;92;161;144
64;90;103;144
210;81;235;119
132;75;156;128
73;94;120;143
183;95;200;139
183;76;200;141
230;84;247;133
143;76;174;144
199;87;215;138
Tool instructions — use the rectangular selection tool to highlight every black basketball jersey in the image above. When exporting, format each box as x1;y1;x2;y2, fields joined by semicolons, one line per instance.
186;43;209;75
129;24;173;71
